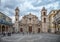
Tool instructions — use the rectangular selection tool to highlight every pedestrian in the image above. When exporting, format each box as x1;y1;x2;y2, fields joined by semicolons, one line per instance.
23;32;24;35
3;31;5;36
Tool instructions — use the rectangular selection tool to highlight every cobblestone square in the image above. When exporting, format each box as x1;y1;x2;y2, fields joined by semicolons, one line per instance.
0;33;60;42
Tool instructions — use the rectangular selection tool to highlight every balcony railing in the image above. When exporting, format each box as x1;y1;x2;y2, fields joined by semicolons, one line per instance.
0;19;12;26
54;12;60;24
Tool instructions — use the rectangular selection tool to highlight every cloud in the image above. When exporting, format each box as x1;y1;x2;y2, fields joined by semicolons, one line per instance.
10;16;23;23
45;1;60;14
32;0;60;7
4;0;20;9
0;0;60;23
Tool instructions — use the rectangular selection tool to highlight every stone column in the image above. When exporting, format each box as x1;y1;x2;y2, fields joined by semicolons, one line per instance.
56;24;58;31
55;23;56;33
1;25;2;33
10;26;12;33
5;25;6;32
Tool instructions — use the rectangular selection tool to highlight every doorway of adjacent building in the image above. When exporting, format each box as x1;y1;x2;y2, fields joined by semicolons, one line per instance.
38;28;40;33
2;25;5;33
0;25;1;33
20;28;23;32
48;28;51;33
29;26;32;33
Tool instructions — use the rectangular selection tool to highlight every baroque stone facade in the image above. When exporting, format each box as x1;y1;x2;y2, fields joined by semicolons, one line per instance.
14;7;47;33
14;7;60;33
19;13;41;33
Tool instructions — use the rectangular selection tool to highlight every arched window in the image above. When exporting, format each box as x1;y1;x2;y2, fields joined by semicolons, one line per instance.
16;19;17;21
16;12;18;16
44;18;46;23
29;18;31;20
43;12;46;16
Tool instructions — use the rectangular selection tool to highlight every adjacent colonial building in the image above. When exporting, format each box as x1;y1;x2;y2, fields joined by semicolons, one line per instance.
53;10;60;32
48;10;58;33
0;12;12;33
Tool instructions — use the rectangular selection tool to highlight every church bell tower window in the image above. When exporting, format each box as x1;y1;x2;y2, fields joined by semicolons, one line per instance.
16;18;17;21
44;18;46;23
29;18;31;20
43;12;46;16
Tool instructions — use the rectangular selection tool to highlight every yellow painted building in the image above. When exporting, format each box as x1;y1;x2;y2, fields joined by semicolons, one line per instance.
53;10;60;33
48;10;58;33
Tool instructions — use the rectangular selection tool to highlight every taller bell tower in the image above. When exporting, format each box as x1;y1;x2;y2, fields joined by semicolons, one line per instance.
15;7;19;33
41;7;48;32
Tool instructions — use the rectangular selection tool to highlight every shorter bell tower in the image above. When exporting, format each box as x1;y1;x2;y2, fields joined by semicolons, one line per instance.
41;7;48;32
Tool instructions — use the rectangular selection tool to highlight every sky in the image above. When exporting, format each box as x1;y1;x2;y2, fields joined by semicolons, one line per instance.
0;0;60;23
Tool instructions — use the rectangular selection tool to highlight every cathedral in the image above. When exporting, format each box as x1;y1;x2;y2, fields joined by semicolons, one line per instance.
14;7;48;33
19;13;41;33
14;7;60;33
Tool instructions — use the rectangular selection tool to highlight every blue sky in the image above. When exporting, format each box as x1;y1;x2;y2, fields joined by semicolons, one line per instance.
0;0;60;23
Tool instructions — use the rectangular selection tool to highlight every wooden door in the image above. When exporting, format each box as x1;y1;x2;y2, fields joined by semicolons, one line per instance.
2;25;5;33
29;26;32;33
38;28;40;33
20;28;23;32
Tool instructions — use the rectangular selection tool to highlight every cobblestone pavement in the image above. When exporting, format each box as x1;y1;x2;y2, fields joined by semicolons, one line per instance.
0;33;60;42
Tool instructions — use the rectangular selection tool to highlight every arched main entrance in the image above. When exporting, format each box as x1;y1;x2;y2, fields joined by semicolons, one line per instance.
48;28;51;33
38;28;40;33
2;25;5;33
20;28;23;32
29;26;32;33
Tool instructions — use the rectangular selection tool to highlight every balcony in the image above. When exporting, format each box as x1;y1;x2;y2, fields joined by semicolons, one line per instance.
54;12;60;24
0;19;12;26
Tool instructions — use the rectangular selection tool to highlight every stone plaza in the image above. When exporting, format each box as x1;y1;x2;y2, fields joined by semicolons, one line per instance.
0;0;60;42
0;33;60;42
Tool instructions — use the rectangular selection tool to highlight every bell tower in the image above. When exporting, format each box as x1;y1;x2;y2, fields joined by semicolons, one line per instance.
41;7;48;32
15;7;19;33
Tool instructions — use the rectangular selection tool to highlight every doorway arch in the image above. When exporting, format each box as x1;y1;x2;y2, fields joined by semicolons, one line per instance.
38;28;40;33
29;26;32;33
20;28;23;32
2;25;5;33
0;25;1;32
48;28;51;33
